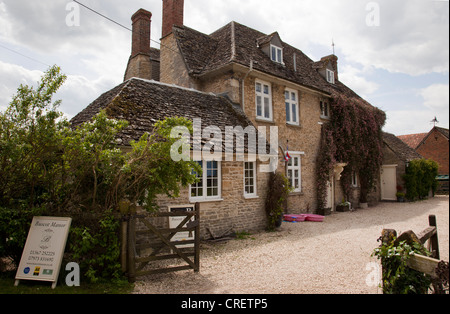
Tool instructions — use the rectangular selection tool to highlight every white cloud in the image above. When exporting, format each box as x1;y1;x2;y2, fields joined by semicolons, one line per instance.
420;84;450;113
0;61;43;111
384;84;449;135
339;65;379;98
384;110;436;135
418;83;449;128
0;60;117;119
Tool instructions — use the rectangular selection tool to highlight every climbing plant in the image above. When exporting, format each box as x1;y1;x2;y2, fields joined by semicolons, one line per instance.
317;94;386;208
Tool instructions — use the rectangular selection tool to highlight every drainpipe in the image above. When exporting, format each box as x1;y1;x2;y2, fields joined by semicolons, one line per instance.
241;60;254;112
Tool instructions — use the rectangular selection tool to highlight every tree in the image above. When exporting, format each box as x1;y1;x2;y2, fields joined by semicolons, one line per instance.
0;66;200;278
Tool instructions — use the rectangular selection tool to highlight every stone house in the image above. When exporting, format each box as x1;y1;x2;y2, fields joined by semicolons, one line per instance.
72;0;386;238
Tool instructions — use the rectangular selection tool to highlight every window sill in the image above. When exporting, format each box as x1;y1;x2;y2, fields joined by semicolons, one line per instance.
244;195;259;200
189;198;224;204
289;191;303;196
255;118;275;124
286;123;302;129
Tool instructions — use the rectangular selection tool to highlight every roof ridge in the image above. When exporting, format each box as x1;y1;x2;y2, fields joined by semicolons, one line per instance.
127;77;219;97
230;21;236;61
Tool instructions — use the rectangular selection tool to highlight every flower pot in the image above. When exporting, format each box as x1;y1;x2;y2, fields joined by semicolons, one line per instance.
336;204;350;212
317;208;332;216
275;214;283;228
397;196;405;203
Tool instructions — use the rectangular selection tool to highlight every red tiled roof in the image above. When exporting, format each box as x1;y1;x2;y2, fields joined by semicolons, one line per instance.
397;133;428;149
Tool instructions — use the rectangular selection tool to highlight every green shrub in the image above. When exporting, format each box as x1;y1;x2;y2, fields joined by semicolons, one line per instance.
403;159;439;201
69;210;122;283
373;238;432;294
0;206;44;267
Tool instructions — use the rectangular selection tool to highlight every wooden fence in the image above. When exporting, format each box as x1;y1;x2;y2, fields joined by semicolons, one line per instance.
381;215;448;294
121;203;200;283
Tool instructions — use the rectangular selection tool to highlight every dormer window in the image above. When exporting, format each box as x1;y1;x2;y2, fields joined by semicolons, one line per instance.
326;69;335;84
270;45;283;64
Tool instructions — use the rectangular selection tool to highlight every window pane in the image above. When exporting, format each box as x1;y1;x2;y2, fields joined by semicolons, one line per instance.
271;47;276;61
285;91;290;100
263;85;269;95
291;92;296;101
286;102;291;122
277;48;282;63
257;96;262;116
264;98;270;119
256;83;261;93
292;104;297;123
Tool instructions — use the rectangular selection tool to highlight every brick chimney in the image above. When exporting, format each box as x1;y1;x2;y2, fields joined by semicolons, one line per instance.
162;0;184;38
131;9;152;57
124;9;160;82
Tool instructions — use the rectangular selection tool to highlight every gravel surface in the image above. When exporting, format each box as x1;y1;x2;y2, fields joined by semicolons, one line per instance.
133;196;449;294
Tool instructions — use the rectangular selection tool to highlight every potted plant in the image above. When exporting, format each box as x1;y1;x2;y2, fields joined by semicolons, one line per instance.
336;198;351;212
396;192;406;202
396;185;406;202
317;207;332;216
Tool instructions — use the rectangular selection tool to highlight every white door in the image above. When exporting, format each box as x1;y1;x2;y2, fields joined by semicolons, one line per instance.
381;165;397;201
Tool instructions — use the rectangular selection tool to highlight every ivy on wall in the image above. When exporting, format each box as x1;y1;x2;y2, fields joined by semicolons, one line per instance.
317;94;386;209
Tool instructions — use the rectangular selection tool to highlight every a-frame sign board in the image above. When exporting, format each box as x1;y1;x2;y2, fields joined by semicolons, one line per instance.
14;217;72;289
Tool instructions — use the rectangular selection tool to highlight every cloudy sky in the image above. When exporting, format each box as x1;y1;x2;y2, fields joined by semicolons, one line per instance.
0;0;448;135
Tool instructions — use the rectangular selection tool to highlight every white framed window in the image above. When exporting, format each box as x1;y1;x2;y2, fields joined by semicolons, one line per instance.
270;45;283;64
326;69;335;84
255;80;273;121
287;154;302;193
190;161;222;201
320;100;330;119
244;162;257;197
285;89;299;125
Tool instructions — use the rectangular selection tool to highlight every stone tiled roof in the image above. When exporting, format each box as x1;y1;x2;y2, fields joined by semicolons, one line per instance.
71;78;264;153
172;21;377;109
383;132;423;161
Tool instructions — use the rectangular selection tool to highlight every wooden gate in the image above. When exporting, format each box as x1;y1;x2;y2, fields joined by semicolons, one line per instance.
122;203;200;283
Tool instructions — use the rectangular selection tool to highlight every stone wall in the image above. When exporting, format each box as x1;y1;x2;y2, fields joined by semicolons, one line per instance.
153;160;270;240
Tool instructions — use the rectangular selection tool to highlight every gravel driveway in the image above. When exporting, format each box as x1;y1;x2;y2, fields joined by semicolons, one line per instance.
134;196;449;294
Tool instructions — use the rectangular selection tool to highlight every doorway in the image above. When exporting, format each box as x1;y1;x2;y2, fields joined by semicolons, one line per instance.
381;165;398;201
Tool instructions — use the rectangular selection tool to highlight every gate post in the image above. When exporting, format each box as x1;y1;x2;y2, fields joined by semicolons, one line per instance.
429;215;440;260
127;214;137;283
194;202;200;273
